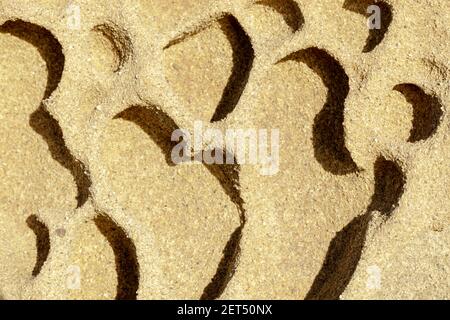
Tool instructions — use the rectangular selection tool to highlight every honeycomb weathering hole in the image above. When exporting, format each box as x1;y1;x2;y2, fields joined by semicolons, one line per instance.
305;213;371;300
114;105;180;166
1;19;91;208
343;0;393;52
92;23;133;73
0;20;64;99
210;15;254;122
1;19;95;297
29;108;92;208
279;47;359;175
306;157;405;299
116;106;245;212
115;106;245;299
101;105;242;298
393;84;443;143
94;214;139;300
254;0;305;32
164;14;254;123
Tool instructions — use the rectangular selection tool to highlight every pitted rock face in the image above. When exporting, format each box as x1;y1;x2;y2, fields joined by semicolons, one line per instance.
0;0;448;300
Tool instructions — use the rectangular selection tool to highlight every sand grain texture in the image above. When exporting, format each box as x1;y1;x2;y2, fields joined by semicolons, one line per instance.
0;0;448;299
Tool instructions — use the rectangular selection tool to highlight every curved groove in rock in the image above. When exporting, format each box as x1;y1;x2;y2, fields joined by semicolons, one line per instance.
26;215;50;277
367;157;405;215
255;0;305;32
92;22;133;72
202;151;245;300
201;225;243;300
0;20;63;99
163;12;226;49
306;157;405;299
114;105;181;167
164;14;254;123
0;20;91;208
305;213;371;300
115;106;245;299
94;213;139;300
343;0;392;52
211;15;254;122
116;106;245;214
279;47;359;175
29;108;92;208
394;84;443;142
204;150;245;219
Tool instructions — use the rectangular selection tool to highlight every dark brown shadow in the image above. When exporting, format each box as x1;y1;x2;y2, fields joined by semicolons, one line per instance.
211;15;255;122
164;14;254;122
0;20;91;208
115;106;246;300
367;157;405;215
116;106;245;215
343;0;392;53
26;215;50;277
201;151;245;300
305;213;371;300
115;105;180;167
394;84;443;143
204;150;245;219
201;225;243;300
255;0;305;32
0;20;63;100
279;47;359;175
29;107;91;207
94;213;139;300
92;23;133;73
306;157;405;299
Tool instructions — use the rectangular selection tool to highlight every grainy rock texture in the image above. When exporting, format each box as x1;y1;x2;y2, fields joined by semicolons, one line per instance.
0;0;448;299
